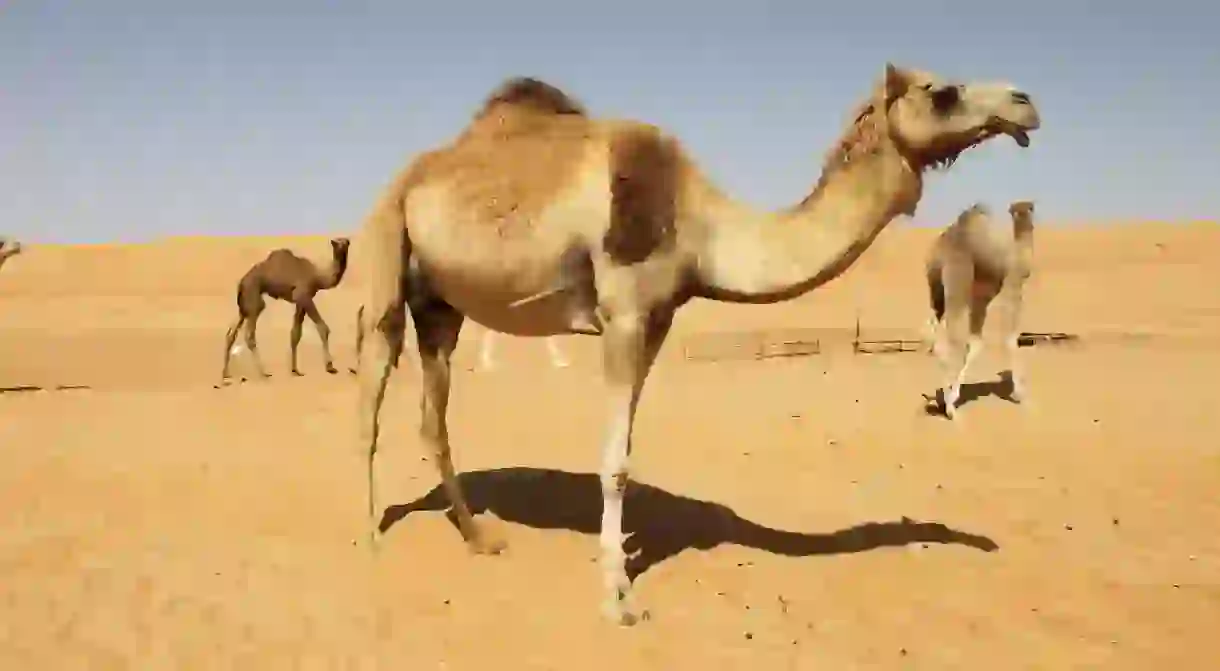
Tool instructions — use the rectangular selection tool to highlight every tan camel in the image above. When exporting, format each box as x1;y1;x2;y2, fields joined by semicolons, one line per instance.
925;200;1035;418
220;237;350;382
0;238;23;272
355;64;1040;625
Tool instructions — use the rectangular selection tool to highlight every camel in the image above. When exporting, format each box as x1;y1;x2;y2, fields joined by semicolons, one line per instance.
0;238;23;272
220;237;350;383
355;64;1041;625
925;200;1036;419
475;330;570;371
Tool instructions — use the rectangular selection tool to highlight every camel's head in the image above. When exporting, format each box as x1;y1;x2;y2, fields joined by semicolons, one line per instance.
330;237;351;258
1009;200;1035;218
0;238;22;257
881;63;1041;169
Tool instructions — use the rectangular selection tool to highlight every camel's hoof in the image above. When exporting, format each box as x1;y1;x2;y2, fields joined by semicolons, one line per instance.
467;533;508;556
602;600;649;626
325;366;339;375
290;370;303;377
348;367;359;376
464;519;508;555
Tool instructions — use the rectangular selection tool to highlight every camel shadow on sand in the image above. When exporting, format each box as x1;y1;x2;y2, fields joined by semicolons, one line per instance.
380;467;999;581
923;370;1020;418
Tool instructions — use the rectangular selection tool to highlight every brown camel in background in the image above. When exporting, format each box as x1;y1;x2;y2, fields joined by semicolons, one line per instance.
221;237;350;383
926;200;1036;418
0;238;23;272
355;64;1040;625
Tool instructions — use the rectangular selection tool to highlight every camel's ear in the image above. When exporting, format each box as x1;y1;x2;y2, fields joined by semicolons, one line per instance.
884;63;915;103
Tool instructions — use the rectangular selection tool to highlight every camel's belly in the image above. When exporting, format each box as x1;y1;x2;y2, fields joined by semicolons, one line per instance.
421;268;592;337
405;183;607;336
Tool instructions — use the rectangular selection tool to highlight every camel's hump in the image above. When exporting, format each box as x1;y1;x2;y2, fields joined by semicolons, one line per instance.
474;76;587;119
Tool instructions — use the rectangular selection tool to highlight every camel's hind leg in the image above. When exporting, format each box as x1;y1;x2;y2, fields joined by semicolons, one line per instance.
302;300;338;374
545;337;570;368
358;301;404;548
476;329;496;372
242;311;270;378
235;292;270;379
220;315;245;383
410;297;504;554
351;305;365;375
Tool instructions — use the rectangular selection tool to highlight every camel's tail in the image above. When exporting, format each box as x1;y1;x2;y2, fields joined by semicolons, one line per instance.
356;163;416;379
233;271;259;316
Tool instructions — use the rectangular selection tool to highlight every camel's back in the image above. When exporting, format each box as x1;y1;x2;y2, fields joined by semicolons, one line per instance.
249;249;317;296
934;209;1017;282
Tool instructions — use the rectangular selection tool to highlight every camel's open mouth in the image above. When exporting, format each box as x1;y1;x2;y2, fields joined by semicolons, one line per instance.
992;120;1032;148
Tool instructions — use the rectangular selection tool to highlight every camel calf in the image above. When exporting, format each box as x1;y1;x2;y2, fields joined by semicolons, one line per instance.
926;201;1035;418
221;237;350;383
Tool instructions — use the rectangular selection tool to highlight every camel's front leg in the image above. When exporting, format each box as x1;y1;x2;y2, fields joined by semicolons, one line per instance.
998;285;1028;403
598;308;673;626
938;303;971;419
412;300;505;555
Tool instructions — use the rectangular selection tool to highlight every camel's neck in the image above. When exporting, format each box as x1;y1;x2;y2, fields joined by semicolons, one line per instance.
691;148;921;303
1012;214;1034;242
1012;213;1034;271
322;251;349;289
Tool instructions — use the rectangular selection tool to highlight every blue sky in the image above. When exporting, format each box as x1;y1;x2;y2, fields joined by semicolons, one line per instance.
2;0;1215;243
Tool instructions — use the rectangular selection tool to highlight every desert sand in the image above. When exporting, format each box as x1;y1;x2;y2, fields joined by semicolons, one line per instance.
1;222;1218;668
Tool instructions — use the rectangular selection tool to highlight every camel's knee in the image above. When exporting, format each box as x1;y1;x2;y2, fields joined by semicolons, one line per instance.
600;469;628;499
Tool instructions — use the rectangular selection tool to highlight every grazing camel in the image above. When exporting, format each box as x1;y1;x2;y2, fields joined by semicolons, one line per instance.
356;64;1040;625
0;238;23;272
220;237;350;383
925;200;1036;418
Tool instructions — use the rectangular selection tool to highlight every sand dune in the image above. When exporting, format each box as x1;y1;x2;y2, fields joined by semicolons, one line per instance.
1;222;1218;668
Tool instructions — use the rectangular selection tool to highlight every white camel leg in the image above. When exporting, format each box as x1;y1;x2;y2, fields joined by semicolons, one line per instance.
477;330;496;372
545;337;570;368
597;308;672;625
945;335;982;412
997;286;1028;403
938;305;974;419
